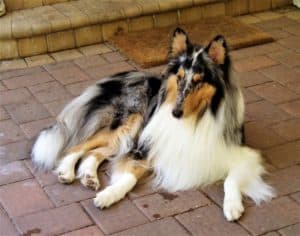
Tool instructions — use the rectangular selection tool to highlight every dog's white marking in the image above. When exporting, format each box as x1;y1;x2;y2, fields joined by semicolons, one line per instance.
141;104;228;191
78;154;100;190
55;151;83;183
94;172;137;208
139;103;275;213
32;125;66;170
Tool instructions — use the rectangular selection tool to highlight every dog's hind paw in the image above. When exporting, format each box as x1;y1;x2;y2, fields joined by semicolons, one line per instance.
223;199;244;221
80;173;100;190
93;187;118;209
56;169;75;184
55;165;75;184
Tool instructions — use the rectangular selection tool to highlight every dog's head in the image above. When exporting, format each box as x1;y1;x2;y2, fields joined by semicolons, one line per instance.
165;28;230;119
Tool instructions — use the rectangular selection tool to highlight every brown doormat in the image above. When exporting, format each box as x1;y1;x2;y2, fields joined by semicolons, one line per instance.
109;16;274;68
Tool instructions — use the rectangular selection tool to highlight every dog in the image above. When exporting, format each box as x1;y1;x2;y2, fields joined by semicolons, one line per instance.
32;28;275;221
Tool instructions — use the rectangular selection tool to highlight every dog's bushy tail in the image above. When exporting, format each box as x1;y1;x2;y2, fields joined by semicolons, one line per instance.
31;84;102;170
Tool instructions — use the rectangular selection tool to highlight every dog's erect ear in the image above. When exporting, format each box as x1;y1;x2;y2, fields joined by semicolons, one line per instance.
169;27;190;58
205;35;228;65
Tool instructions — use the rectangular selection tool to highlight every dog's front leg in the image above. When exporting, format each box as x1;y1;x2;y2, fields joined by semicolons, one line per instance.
93;157;148;208
223;171;245;221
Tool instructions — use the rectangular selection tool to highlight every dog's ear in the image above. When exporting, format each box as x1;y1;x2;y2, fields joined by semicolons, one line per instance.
205;35;228;65
169;27;190;58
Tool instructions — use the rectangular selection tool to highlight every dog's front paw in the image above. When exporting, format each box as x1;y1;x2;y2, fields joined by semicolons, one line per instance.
223;199;244;221
93;188;117;209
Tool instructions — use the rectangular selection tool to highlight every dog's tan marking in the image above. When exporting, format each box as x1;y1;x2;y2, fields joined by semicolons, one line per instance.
114;157;149;180
66;113;143;156
67;131;110;154
208;40;225;65
192;73;202;83
177;67;185;80
84;151;106;163
165;75;178;104
183;83;216;118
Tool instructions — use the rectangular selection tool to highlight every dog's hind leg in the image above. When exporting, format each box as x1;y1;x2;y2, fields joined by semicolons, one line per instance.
56;151;83;184
78;150;107;190
56;131;110;184
78;113;144;190
223;147;275;221
93;157;149;208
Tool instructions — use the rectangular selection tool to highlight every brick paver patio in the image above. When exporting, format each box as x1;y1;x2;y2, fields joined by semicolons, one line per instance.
1;13;300;236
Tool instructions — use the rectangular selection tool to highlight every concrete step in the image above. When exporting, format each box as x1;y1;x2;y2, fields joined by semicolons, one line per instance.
3;0;72;12
0;0;292;60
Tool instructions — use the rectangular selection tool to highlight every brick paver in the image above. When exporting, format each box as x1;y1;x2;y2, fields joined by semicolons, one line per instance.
133;190;210;221
233;55;278;72
268;50;300;67
61;225;105;236
245;100;290;125
25;160;58;187
0;9;300;235
43;98;73;116
291;192;300;203
0;88;33;106
267;165;300;197
0;66;44;80
0;206;19;236
176;205;250;236
279;99;300;116
239;197;300;235
0;161;32;186
0;120;26;145
45;181;96;206
82;199;149;234
20;117;54;139
278;36;300;50
28;81;72;103
74;55;108;69
264;140;300;168
259;64;300;85
2;71;54;89
279;223;300;236
0;140;31;165
249;81;299;104
111;217;190;236
0;82;7;91
272;118;300;141
244;121;287;149
14;203;92;235
5;99;50;124
65;79;97;96
0;179;53;217
0;107;9;120
47;65;91;85
237;70;272;88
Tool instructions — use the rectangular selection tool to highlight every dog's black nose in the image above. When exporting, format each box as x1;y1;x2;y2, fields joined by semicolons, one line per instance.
172;109;183;118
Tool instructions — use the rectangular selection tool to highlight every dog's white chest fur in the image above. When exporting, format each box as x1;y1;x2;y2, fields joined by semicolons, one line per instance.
140;104;229;192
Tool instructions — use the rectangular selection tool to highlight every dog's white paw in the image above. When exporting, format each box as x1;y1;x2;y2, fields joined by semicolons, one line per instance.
80;172;100;190
56;168;75;184
93;188;117;209
223;199;244;221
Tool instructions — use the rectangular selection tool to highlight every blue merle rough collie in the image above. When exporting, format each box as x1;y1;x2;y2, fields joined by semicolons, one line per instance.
32;28;275;221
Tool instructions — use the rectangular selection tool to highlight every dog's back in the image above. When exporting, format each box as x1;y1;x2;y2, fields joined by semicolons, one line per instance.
31;71;162;170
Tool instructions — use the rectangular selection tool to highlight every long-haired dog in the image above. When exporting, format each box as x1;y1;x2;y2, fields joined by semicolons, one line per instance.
32;28;275;221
